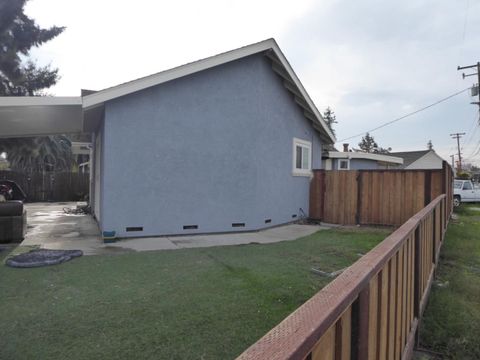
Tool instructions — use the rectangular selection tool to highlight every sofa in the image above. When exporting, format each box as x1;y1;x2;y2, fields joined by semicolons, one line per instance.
0;201;27;243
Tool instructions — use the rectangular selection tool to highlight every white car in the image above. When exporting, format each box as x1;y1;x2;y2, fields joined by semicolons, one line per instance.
453;180;480;206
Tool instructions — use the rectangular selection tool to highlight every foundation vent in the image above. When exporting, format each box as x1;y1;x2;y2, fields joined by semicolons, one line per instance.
126;227;143;232
183;225;198;230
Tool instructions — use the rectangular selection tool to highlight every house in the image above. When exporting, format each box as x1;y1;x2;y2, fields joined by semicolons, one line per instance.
323;144;403;170
0;39;335;238
388;150;445;170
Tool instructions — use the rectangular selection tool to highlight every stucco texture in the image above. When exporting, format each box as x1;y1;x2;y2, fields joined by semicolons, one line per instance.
100;54;323;237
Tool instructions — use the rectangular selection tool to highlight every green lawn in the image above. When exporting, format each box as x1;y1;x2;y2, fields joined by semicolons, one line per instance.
418;204;480;360
0;227;387;360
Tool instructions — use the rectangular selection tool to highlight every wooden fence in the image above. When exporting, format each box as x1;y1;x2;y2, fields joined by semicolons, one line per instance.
238;194;449;360
309;161;453;226
0;171;89;202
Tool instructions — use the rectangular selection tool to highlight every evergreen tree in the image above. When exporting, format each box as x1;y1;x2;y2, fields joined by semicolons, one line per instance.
322;107;337;136
358;133;378;153
0;0;71;172
0;0;64;95
358;133;391;154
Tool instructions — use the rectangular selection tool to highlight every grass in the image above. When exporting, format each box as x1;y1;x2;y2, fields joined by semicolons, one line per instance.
418;204;480;360
0;227;387;360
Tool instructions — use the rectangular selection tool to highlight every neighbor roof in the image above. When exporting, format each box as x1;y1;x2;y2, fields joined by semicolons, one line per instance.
388;150;431;168
326;151;404;164
82;38;335;143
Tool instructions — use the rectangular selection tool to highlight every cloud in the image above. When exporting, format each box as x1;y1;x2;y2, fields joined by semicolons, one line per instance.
279;0;480;162
25;0;315;94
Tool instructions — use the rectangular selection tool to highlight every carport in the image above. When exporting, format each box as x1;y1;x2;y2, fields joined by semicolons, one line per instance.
0;95;103;245
0;94;103;214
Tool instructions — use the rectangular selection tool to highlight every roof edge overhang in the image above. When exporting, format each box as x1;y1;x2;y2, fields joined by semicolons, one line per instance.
0;96;81;106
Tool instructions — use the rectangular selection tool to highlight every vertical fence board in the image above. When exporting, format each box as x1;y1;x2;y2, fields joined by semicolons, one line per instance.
368;275;378;360
396;247;403;360
378;268;389;359
387;257;396;360
312;325;336;360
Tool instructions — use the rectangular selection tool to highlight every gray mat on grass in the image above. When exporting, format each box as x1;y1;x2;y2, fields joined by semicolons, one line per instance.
6;249;83;268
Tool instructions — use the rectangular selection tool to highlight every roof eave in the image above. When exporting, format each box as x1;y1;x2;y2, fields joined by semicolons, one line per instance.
81;38;336;143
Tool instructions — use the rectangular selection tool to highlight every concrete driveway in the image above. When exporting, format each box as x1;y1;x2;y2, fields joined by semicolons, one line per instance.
21;202;328;255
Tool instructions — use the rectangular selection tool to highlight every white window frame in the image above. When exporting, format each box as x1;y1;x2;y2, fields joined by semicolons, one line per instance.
292;137;312;176
338;159;350;170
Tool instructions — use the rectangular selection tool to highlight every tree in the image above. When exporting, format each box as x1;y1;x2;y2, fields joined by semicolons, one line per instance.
322;107;337;136
0;0;64;95
0;136;73;172
358;133;391;154
427;140;433;150
0;0;72;172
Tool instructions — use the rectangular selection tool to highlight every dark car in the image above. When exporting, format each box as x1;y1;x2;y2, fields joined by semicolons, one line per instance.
0;180;27;202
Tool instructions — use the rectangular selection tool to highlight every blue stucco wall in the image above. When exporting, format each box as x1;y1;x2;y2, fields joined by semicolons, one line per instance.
333;158;379;170
101;54;324;237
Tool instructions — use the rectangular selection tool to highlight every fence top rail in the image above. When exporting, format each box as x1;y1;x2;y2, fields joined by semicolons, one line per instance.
237;194;446;360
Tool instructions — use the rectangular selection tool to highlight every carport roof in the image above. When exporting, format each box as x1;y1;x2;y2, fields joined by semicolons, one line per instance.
0;96;83;138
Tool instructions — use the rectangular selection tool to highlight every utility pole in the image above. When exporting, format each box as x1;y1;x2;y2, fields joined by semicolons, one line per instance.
458;62;480;122
450;133;466;172
450;154;455;170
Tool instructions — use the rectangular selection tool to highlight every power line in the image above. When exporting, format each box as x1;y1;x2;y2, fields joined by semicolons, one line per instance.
463;114;479;148
464;140;480;160
338;87;471;142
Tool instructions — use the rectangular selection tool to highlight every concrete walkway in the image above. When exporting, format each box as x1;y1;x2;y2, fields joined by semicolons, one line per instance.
22;202;328;255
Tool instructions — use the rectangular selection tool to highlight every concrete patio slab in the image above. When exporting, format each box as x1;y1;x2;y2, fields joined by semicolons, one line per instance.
21;202;329;255
22;202;104;255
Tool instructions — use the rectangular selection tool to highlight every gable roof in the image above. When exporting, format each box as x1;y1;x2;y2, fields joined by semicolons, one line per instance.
82;39;335;143
388;150;431;168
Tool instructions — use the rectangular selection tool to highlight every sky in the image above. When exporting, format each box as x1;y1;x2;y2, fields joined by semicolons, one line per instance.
25;0;480;166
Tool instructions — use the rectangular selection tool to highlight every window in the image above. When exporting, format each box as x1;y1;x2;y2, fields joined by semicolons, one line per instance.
292;138;312;176
339;159;350;170
463;182;472;190
454;181;462;189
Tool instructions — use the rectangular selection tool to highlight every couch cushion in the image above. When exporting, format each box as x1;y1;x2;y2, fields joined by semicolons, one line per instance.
0;201;24;216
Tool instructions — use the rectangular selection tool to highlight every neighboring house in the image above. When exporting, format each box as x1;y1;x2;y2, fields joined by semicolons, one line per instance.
81;39;334;237
323;144;403;170
388;150;445;170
